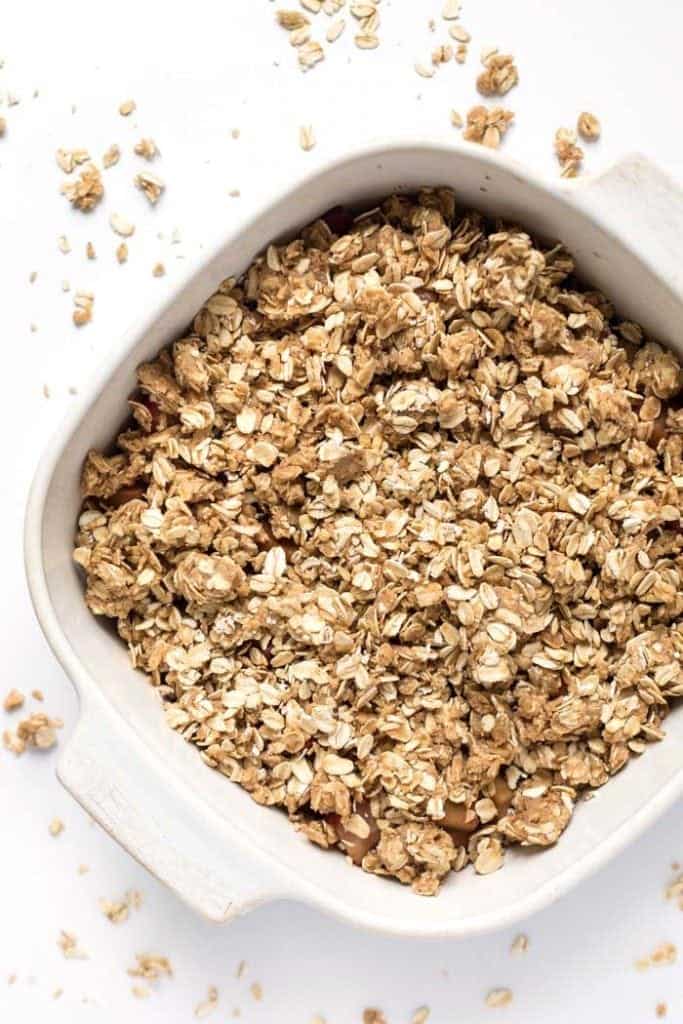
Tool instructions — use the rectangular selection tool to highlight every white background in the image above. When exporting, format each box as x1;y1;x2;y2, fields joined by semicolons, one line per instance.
1;1;682;1020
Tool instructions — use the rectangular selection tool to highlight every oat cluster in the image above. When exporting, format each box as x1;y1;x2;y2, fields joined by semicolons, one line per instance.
74;190;683;895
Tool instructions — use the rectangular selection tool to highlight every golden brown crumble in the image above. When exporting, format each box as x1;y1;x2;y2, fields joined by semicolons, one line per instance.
195;986;219;1018
49;817;65;837
128;954;173;981
103;144;121;168
476;51;518;97
86;241;96;260
61;164;104;212
119;99;136;116
58;931;88;960
73;292;94;327
464;106;514;148
152;262;166;278
74;190;683;895
135;171;165;205
554;128;584;178
486;988;513;1008
100;889;142;923
134;137;159;160
577;111;601;142
363;1010;386;1024
56;147;90;173
3;688;25;711
116;242;129;264
4;712;62;754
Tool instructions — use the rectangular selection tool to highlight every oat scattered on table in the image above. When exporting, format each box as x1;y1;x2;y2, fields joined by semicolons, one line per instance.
58;931;88;960
134;137;159;160
131;984;150;999
86;241;96;260
476;51;518;96
510;933;529;955
56;148;90;173
665;872;683;909
577;111;601;142
411;1007;430;1024
195;986;219;1018
4;712;62;754
449;24;470;42
135;170;165;205
116;242;129;264
432;44;453;66
103;144;121;168
128;954;173;981
299;124;316;151
100;889;142;924
415;62;435;78
464;105;514;147
61;164;104;212
450;109;463;128
486;988;513;1008
73;189;683;896
635;943;678;970
49;817;64;837
554;128;584;177
250;982;263;1002
73;291;94;327
362;1010;386;1024
152;262;166;277
326;19;345;42
3;689;25;712
58;234;71;254
656;1003;667;1018
32;689;44;701
119;99;136;116
110;213;135;237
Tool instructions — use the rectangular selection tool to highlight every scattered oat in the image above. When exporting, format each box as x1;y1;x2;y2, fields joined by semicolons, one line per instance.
0;117;6;137
43;384;51;399
449;24;470;42
454;42;468;63
32;689;44;701
276;9;310;30
132;984;150;999
100;889;142;924
152;262;166;277
656;1004;667;1018
110;213;135;237
3;689;25;712
355;33;379;49
86;241;96;260
4;712;62;754
298;40;325;69
326;18;345;42
665;872;683;909
432;44;453;65
299;124;316;151
554;128;584;177
102;144;121;168
77;864;90;875
411;1008;430;1024
450;109;463;128
442;0;461;17
477;52;518;96
58;931;88;960
510;934;529;955
29;271;37;283
464;105;514;147
49;817;65;837
61;164;104;212
250;982;263;1002
301;0;322;12
58;235;71;254
486;988;513;1008
56;148;90;174
135;170;165;205
73;292;94;327
119;99;136;116
61;280;71;292
363;1011;386;1024
134;137;158;160
116;242;129;264
195;986;219;1018
415;62;435;78
636;943;678;970
236;961;246;980
128;954;173;981
577;111;601;142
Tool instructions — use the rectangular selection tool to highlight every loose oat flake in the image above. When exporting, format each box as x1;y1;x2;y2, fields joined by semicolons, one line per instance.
486;988;513;1008
128;954;173;981
75;189;683;896
61;164;104;212
135;171;165;205
299;124;316;151
195;986;219;1018
58;931;88;960
464;106;514;148
577;111;601;142
476;52;518;97
134;137;159;160
3;688;25;711
49;817;65;837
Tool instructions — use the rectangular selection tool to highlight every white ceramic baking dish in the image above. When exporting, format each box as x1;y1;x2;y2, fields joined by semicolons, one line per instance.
25;141;683;939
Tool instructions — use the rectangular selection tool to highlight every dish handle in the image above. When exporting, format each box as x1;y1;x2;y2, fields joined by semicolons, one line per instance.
58;697;278;922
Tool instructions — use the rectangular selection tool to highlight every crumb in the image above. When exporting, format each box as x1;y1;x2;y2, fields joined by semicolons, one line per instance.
477;52;518;96
86;241;96;260
299;124;316;151
236;961;246;979
510;934;529;955
128;954;173;981
4;712;62;754
131;984;150;999
116;242;129;263
31;689;44;701
49;817;65;837
53;987;63;999
464;105;514;148
29;271;37;283
554;127;584;177
665;872;683;909
101;144;121;169
58;235;71;254
195;986;219;1018
152;262;165;277
0;117;6;137
135;170;165;204
55;148;90;174
250;982;262;1002
485;988;513;1008
577;111;601;141
635;943;678;970
3;688;25;712
57;931;88;960
450;109;463;128
110;213;135;237
100;890;142;924
61;164;104;212
77;864;90;875
119;99;136;116
73;292;94;327
656;1004;667;1019
411;1008;430;1024
134;137;158;160
363;1011;386;1024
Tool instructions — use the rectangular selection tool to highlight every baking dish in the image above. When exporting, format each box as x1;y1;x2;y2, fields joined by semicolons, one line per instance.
24;141;683;938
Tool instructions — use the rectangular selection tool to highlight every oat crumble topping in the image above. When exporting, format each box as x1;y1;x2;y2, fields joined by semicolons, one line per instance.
135;170;165;205
134;137;159;160
476;52;518;97
577;111;601;142
103;144;121;168
61;163;104;212
464;106;514;148
119;99;136;116
3;688;25;712
74;190;683;895
554;128;584;178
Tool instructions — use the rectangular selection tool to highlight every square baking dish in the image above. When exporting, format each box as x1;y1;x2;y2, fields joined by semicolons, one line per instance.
25;141;683;938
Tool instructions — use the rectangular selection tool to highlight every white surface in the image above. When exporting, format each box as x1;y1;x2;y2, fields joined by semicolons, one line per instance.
1;0;682;1019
